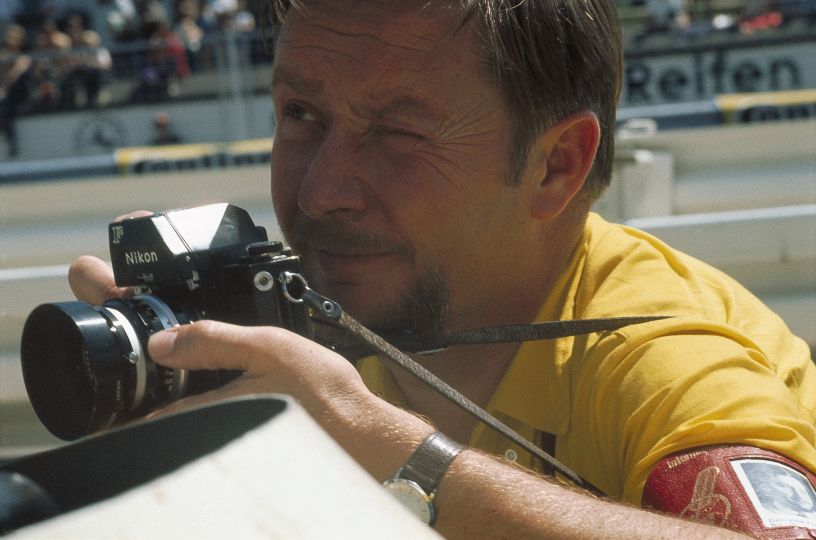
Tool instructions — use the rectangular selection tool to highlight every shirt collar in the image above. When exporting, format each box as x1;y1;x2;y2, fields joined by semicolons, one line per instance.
478;229;589;436
357;222;591;438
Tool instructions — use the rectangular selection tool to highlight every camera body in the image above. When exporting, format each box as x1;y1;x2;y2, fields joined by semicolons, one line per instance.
107;203;310;333
21;203;311;441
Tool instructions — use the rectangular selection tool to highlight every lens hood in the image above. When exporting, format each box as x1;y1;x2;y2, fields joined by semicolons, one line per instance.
20;303;131;441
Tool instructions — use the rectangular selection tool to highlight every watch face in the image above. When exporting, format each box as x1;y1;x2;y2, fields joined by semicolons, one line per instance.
384;478;434;525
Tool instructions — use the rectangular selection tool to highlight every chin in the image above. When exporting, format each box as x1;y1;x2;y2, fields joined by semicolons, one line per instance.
302;260;450;336
320;281;401;324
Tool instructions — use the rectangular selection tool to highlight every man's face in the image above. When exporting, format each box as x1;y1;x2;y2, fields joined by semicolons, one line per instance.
270;1;532;334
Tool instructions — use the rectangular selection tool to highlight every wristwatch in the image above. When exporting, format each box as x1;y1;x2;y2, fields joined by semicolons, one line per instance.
383;432;465;526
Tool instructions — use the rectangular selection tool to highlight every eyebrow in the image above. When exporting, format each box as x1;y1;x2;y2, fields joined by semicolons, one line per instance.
372;94;440;122
271;64;443;124
271;64;324;95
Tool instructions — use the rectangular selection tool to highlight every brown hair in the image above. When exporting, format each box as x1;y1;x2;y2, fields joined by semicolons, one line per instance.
264;1;622;199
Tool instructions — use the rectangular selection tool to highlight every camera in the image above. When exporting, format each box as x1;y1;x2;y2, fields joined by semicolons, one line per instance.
21;203;312;441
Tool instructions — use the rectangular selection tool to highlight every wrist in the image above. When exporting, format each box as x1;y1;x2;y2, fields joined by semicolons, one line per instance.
384;431;465;525
313;389;436;480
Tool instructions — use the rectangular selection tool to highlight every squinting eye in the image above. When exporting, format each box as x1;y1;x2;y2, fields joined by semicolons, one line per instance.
377;127;424;140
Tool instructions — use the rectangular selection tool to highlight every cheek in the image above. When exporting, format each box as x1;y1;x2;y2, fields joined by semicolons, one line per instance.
270;142;309;229
366;147;457;221
371;150;495;266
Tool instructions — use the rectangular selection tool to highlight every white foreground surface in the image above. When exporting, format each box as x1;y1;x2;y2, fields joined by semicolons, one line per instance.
7;397;440;540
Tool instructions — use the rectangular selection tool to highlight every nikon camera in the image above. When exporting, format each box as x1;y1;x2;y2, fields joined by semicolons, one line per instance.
20;203;311;441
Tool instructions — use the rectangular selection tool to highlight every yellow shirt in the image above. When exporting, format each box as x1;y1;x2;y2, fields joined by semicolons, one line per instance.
357;212;816;504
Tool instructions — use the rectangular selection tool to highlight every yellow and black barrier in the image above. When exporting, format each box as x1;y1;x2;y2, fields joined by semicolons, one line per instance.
716;88;816;124
114;138;273;175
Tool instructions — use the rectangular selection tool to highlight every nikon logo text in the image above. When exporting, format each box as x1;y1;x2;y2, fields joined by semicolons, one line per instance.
125;250;159;265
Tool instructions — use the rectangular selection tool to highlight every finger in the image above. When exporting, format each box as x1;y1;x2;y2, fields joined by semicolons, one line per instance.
148;320;335;374
147;320;268;372
113;210;154;222
68;255;132;304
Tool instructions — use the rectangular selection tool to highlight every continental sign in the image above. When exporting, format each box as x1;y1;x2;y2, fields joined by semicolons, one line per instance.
114;138;273;174
717;89;816;124
622;37;816;107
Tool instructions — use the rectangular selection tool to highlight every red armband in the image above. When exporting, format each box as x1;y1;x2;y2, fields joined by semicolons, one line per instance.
642;445;816;539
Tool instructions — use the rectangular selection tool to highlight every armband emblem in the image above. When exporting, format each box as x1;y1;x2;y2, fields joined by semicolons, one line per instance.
680;466;732;526
643;445;816;537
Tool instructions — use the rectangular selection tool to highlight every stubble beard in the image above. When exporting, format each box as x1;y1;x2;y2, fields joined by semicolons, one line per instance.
363;264;450;338
283;217;451;338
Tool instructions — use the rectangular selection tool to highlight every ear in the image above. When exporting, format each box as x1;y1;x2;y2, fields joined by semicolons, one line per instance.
527;111;600;221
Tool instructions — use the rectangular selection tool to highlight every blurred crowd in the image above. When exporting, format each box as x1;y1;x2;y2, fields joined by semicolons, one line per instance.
1;11;114;156
0;0;261;157
108;0;259;101
629;0;816;46
2;0;814;158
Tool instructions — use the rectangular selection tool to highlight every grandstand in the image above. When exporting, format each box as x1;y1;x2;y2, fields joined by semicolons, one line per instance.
1;0;814;159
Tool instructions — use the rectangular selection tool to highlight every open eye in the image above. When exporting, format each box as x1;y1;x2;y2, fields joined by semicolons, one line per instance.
274;101;324;140
282;102;318;122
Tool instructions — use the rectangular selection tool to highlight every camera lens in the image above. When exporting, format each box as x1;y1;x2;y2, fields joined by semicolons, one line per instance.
20;296;191;441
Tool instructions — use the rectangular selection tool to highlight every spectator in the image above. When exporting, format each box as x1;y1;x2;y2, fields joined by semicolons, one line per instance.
37;0;71;22
739;1;784;33
29;18;70;110
105;0;141;42
151;110;182;145
130;17;189;102
194;0;218;34
34;17;69;49
634;0;690;45
0;23;31;157
61;13;112;108
211;0;255;31
107;0;169;43
210;0;256;68
173;0;207;71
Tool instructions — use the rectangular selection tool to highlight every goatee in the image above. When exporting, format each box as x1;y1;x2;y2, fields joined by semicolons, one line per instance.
283;216;451;337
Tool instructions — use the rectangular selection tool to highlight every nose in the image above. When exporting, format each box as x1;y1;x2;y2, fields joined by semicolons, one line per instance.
297;130;368;220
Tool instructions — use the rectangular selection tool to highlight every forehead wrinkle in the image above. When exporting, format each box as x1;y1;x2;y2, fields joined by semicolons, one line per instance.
287;19;438;57
271;61;324;95
357;37;478;122
362;86;443;122
273;23;445;99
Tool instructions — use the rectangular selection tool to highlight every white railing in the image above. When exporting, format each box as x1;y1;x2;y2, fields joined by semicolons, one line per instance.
596;118;815;347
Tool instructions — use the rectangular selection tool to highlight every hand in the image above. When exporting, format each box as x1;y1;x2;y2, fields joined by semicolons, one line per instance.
145;320;369;419
68;210;154;304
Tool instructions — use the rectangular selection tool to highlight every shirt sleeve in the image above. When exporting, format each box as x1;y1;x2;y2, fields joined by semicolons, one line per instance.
576;322;816;505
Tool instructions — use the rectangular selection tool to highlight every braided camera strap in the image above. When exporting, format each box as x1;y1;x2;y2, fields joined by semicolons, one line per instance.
333;310;603;494
280;272;668;497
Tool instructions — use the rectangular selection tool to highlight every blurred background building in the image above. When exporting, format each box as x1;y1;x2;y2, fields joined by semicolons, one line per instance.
0;0;814;458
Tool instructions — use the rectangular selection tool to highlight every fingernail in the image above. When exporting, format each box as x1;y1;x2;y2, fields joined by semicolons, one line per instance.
148;329;177;358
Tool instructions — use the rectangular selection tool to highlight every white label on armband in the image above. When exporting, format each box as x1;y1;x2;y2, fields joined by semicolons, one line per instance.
731;459;816;528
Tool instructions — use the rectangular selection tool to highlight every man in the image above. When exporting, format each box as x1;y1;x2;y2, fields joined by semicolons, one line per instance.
69;0;816;537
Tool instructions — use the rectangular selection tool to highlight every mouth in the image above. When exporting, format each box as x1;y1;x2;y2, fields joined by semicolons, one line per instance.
285;219;408;286
312;248;400;280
